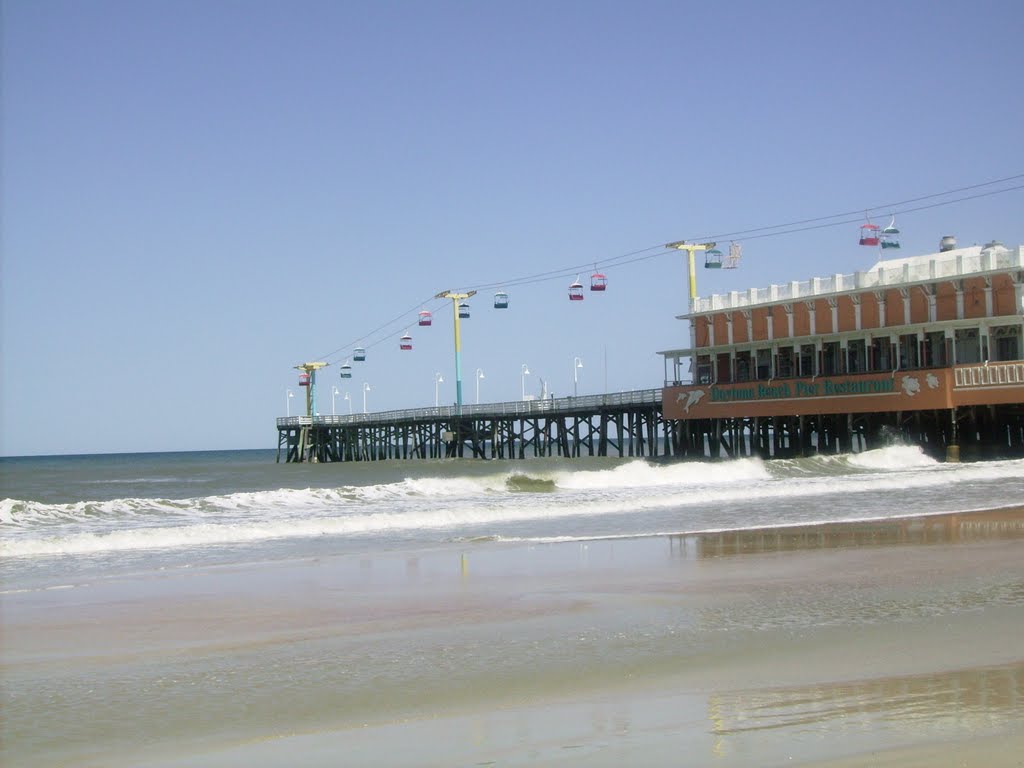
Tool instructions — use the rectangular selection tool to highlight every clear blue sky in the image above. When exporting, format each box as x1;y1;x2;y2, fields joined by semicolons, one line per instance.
3;0;1022;456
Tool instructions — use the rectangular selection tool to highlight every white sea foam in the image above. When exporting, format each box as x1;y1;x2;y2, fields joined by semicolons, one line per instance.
3;456;1023;559
846;445;939;471
554;457;770;489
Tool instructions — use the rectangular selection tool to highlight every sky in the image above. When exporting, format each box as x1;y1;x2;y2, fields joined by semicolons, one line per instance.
2;0;1023;456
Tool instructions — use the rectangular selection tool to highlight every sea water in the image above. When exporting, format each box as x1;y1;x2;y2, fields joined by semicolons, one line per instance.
3;445;1023;593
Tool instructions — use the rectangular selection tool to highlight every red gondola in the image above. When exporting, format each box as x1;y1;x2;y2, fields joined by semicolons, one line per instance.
298;373;310;387
418;310;432;327
590;272;607;291
400;334;413;351
859;223;880;246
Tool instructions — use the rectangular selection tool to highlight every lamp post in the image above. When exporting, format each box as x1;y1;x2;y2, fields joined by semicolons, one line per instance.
286;389;294;417
435;289;477;415
344;391;352;415
475;368;485;404
521;363;530;401
362;382;371;414
573;356;584;397
331;386;340;416
434;372;444;407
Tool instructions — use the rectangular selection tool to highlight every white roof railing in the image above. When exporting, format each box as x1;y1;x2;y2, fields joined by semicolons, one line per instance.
683;244;1023;316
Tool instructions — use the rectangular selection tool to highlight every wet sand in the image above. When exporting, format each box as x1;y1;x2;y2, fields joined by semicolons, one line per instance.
3;507;1023;767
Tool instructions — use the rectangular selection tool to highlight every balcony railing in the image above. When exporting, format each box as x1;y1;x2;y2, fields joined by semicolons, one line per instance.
954;361;1024;388
276;389;663;428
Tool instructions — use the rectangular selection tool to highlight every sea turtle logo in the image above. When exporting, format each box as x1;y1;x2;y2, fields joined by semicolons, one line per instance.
676;389;706;413
900;375;921;397
926;373;940;390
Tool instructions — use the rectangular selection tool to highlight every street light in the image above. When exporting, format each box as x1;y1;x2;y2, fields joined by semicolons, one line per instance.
521;363;530;401
343;391;352;415
434;372;444;407
435;289;477;415
475;368;485;404
331;385;340;416
362;382;371;414
286;389;294;417
573;356;584;397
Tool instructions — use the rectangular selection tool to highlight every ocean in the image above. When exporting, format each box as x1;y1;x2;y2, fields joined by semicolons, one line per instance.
3;445;1023;593
3;446;1024;767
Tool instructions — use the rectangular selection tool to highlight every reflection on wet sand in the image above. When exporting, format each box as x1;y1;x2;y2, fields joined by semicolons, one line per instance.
668;507;1024;559
708;663;1023;754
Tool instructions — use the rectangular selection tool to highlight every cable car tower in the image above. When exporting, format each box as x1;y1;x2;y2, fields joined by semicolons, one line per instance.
666;241;718;308
435;289;477;415
294;361;329;418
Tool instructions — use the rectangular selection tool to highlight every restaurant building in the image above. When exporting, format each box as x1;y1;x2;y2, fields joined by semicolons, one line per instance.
660;237;1024;458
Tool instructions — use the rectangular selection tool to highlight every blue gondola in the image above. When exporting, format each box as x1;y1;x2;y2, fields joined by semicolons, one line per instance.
339;362;353;379
353;347;366;362
494;290;509;309
881;217;901;249
704;249;723;269
459;302;471;319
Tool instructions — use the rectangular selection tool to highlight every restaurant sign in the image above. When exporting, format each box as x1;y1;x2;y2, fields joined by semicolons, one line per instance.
663;370;952;419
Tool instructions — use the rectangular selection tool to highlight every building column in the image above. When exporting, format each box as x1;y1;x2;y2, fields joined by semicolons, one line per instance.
921;284;937;322
827;297;838;334
954;280;965;320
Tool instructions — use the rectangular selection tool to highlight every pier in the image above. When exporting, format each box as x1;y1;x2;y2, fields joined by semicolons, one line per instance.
276;389;665;463
275;367;1024;463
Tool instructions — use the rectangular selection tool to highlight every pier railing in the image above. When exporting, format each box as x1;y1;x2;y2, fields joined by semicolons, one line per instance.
276;388;663;428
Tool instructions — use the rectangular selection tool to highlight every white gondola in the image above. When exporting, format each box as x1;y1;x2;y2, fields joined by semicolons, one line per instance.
568;276;584;301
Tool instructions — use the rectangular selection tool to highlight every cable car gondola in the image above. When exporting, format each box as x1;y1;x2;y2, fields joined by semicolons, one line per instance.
723;242;742;269
418;310;433;326
704;249;724;269
494;290;509;309
339;362;353;379
859;222;880;247
353;347;366;362
880;216;901;249
590;272;607;291
400;334;413;351
298;373;310;387
568;276;584;301
458;302;471;319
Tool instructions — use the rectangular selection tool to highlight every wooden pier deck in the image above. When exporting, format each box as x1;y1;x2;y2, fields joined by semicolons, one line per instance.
276;389;666;463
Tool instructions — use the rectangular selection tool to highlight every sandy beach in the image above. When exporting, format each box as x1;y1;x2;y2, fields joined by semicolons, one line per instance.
3;507;1024;767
